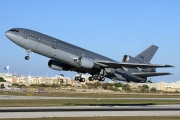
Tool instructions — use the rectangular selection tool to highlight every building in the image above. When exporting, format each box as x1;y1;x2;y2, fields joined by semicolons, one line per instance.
0;73;13;82
0;72;71;86
128;81;180;92
1;72;180;91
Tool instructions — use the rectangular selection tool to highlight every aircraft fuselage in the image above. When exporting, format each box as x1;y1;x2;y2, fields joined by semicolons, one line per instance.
5;28;173;83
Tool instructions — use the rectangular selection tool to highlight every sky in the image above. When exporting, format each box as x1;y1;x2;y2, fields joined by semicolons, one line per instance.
0;0;179;83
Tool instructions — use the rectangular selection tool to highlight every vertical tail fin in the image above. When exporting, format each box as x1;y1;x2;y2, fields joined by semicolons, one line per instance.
135;45;158;63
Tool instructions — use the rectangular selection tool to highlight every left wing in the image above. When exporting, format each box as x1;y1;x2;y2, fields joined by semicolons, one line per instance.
96;61;174;69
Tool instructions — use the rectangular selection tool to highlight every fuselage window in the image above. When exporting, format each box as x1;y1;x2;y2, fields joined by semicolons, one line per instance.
10;29;19;32
29;35;35;39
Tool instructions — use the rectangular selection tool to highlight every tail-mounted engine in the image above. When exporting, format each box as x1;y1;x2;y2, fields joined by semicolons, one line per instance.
122;55;142;63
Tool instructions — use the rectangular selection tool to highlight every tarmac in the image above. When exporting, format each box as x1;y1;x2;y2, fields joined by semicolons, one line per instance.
0;95;180;118
0;105;180;118
1;95;180;100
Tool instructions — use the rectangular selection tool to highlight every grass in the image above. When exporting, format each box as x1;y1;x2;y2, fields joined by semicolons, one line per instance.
1;91;180;98
2;116;180;120
1;91;180;106
0;99;180;107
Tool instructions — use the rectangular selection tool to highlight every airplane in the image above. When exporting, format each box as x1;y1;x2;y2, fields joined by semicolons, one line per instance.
5;28;174;83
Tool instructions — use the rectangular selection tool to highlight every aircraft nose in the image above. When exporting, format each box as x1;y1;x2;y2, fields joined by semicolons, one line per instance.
5;31;11;38
5;30;15;41
5;29;23;46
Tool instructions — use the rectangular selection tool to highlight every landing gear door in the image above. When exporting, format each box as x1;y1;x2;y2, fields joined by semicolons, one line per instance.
24;31;28;39
50;40;57;58
52;40;57;49
22;31;28;47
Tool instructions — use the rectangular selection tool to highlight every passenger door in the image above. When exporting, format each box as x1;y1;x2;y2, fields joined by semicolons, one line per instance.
52;40;57;49
50;40;57;58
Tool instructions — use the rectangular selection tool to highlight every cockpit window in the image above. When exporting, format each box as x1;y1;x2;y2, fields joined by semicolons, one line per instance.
9;29;19;32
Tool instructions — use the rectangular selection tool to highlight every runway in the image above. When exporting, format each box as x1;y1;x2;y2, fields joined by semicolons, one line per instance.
1;95;180;118
1;95;180;100
0;105;180;118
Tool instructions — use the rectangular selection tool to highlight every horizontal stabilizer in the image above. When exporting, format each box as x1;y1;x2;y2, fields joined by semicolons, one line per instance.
132;72;172;77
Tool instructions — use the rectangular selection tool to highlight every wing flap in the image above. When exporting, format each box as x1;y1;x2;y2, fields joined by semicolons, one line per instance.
96;61;174;69
132;72;172;77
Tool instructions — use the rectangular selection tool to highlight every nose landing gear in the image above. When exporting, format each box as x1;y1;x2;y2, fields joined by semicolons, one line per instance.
25;49;31;60
25;56;29;60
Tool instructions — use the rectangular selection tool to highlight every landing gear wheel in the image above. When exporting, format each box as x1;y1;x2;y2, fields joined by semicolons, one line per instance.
100;77;105;81
77;76;81;81
88;76;94;81
25;56;29;60
80;78;85;82
94;76;98;80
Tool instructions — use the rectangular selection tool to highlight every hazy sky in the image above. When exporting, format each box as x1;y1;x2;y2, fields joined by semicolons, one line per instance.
0;0;179;82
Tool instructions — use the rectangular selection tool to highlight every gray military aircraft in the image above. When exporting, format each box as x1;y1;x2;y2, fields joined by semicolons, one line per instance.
5;28;173;83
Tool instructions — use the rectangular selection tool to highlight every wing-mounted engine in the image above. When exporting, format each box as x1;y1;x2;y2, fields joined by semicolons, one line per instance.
122;55;142;63
77;57;94;69
48;59;69;71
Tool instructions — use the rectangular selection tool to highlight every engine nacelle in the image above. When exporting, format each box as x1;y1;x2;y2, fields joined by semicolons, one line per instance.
122;55;142;63
78;57;94;69
48;59;68;71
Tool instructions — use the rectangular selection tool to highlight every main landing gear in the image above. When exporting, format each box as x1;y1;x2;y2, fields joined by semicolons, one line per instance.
25;49;31;60
74;73;85;82
74;74;105;82
74;76;85;82
88;75;105;81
